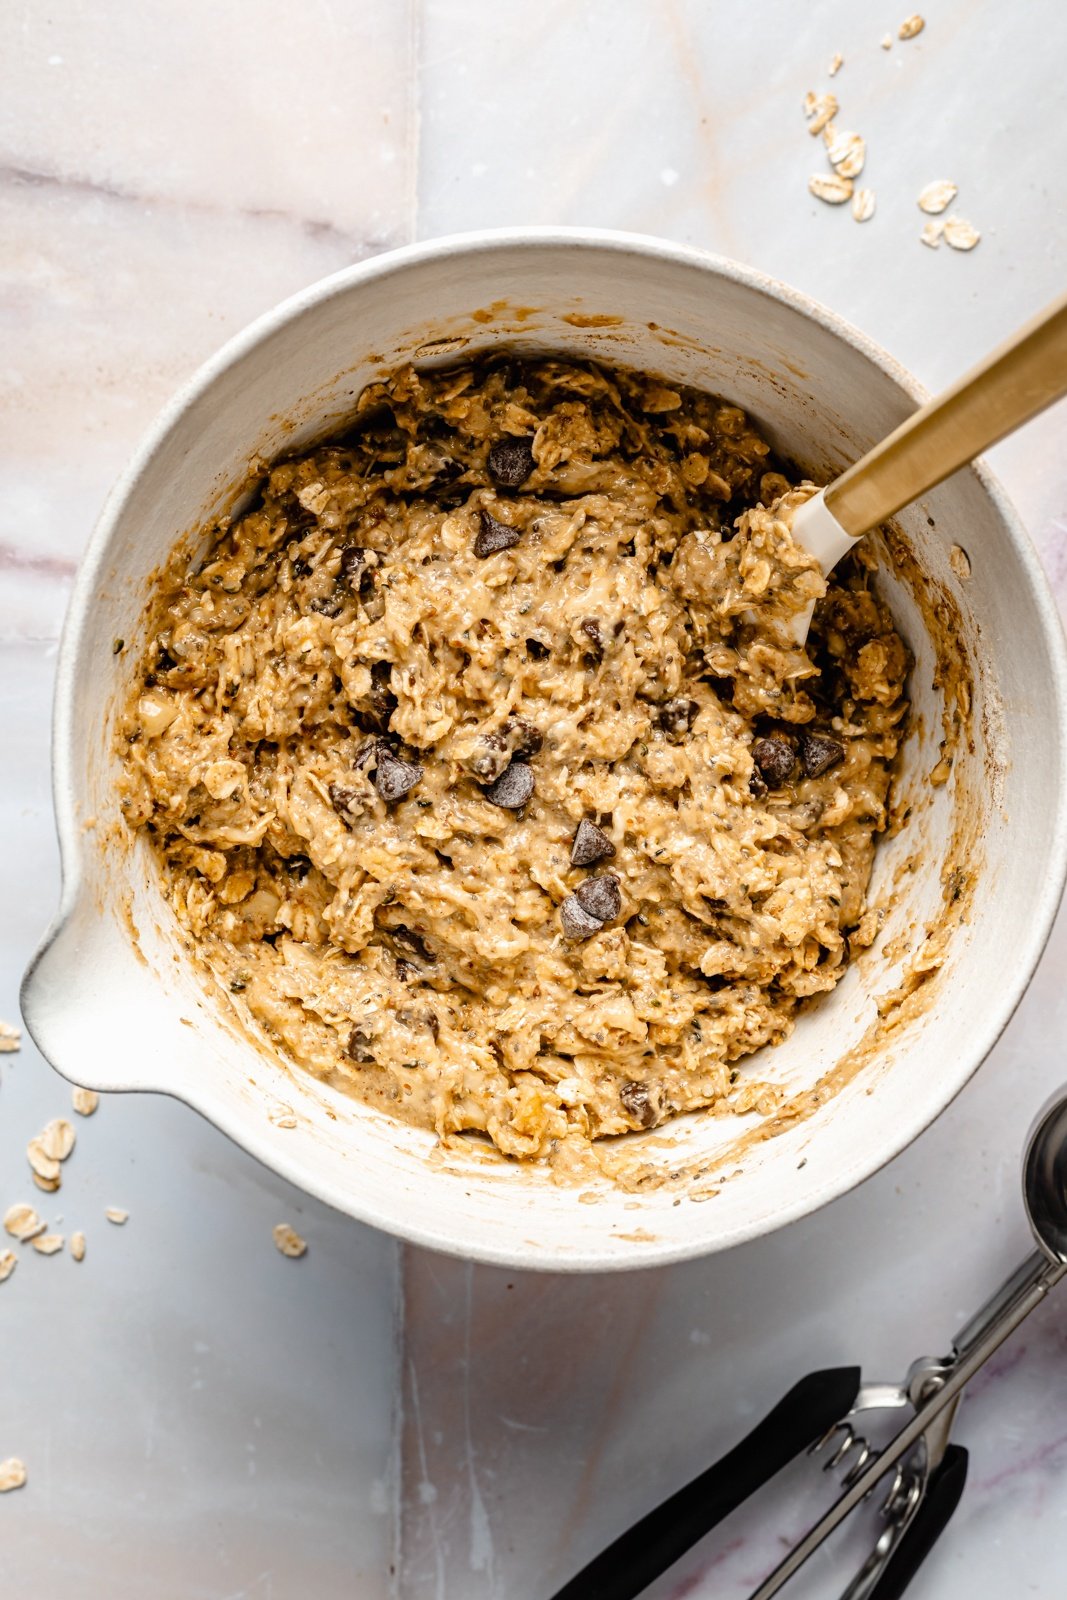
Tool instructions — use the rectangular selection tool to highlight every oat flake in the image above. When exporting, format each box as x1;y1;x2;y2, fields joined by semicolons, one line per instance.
0;1458;27;1493
27;1137;61;1183
899;14;925;39
0;1251;16;1283
826;129;866;178
32;1171;61;1194
920;219;945;248
105;1207;129;1225
273;1222;308;1259
918;180;958;215
881;33;893;49
852;188;877;222
803;91;838;137
41;1118;76;1162
4;1203;45;1242
809;173;854;205
70;1231;86;1262
32;1234;64;1256
943;216;981;251
0;1020;20;1053
72;1087;100;1116
949;545;972;581
828;52;844;76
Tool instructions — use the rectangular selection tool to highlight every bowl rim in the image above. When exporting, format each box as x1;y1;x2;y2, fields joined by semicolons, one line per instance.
23;226;1067;1271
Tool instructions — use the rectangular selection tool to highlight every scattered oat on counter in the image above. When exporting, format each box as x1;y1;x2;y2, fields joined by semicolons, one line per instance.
70;1231;86;1262
828;51;843;76
805;12;977;259
41;1119;76;1162
825;128;866;178
31;1234;64;1256
27;1114;77;1193
943;216;981;251
24;1139;59;1190
272;1222;307;1259
803;90;838;136
810;172;854;204
4;1203;46;1243
104;1207;128;1226
72;1087;99;1117
918;180;958;215
0;1459;27;1493
0;1251;16;1284
852;188;876;222
0;1020;20;1054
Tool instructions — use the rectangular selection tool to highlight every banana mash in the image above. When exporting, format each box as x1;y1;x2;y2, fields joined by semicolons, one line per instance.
119;358;908;1162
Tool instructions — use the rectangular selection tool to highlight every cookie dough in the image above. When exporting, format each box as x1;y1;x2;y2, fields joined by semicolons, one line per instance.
119;358;909;1161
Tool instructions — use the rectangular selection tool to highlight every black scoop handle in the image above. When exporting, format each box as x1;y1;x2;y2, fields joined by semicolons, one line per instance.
549;1366;861;1600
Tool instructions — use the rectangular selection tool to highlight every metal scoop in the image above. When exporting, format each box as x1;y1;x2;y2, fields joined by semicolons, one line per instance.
789;287;1067;643
550;1088;1067;1600
748;1088;1067;1598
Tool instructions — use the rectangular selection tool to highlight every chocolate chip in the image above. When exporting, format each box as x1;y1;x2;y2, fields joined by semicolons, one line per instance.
395;958;419;983
392;925;437;965
799;731;845;779
329;783;364;821
362;662;397;734
525;637;551;660
575;873;621;923
474;508;522;558
580;618;604;654
487;435;535;489
749;770;768;798
340;547;364;581
508;716;543;759
291;557;312;578
471;730;510;782
484;761;535;809
660;698;698;740
620;1079;656;1129
309;590;344;617
560;895;604;940
470;717;543;782
570;819;616;867
347;1027;375;1064
340;545;376;591
375;750;423;804
752;736;796;789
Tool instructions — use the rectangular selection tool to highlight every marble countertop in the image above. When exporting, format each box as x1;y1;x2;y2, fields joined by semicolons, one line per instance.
3;2;1067;1595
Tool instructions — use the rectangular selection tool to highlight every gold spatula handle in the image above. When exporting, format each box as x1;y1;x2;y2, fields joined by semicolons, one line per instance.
825;287;1067;539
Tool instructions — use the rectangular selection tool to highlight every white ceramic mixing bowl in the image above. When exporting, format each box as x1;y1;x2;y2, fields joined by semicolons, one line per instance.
21;230;1067;1270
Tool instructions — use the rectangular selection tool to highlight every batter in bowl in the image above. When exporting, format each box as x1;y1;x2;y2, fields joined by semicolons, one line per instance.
118;358;908;1161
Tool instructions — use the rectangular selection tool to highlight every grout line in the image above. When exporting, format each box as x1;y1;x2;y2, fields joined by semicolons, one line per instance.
406;0;423;244
390;1239;407;1599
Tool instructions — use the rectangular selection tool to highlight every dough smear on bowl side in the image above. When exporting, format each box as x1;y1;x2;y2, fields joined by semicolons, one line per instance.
117;358;909;1166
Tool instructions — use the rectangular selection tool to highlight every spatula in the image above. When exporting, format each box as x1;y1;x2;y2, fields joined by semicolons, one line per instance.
789;287;1067;642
